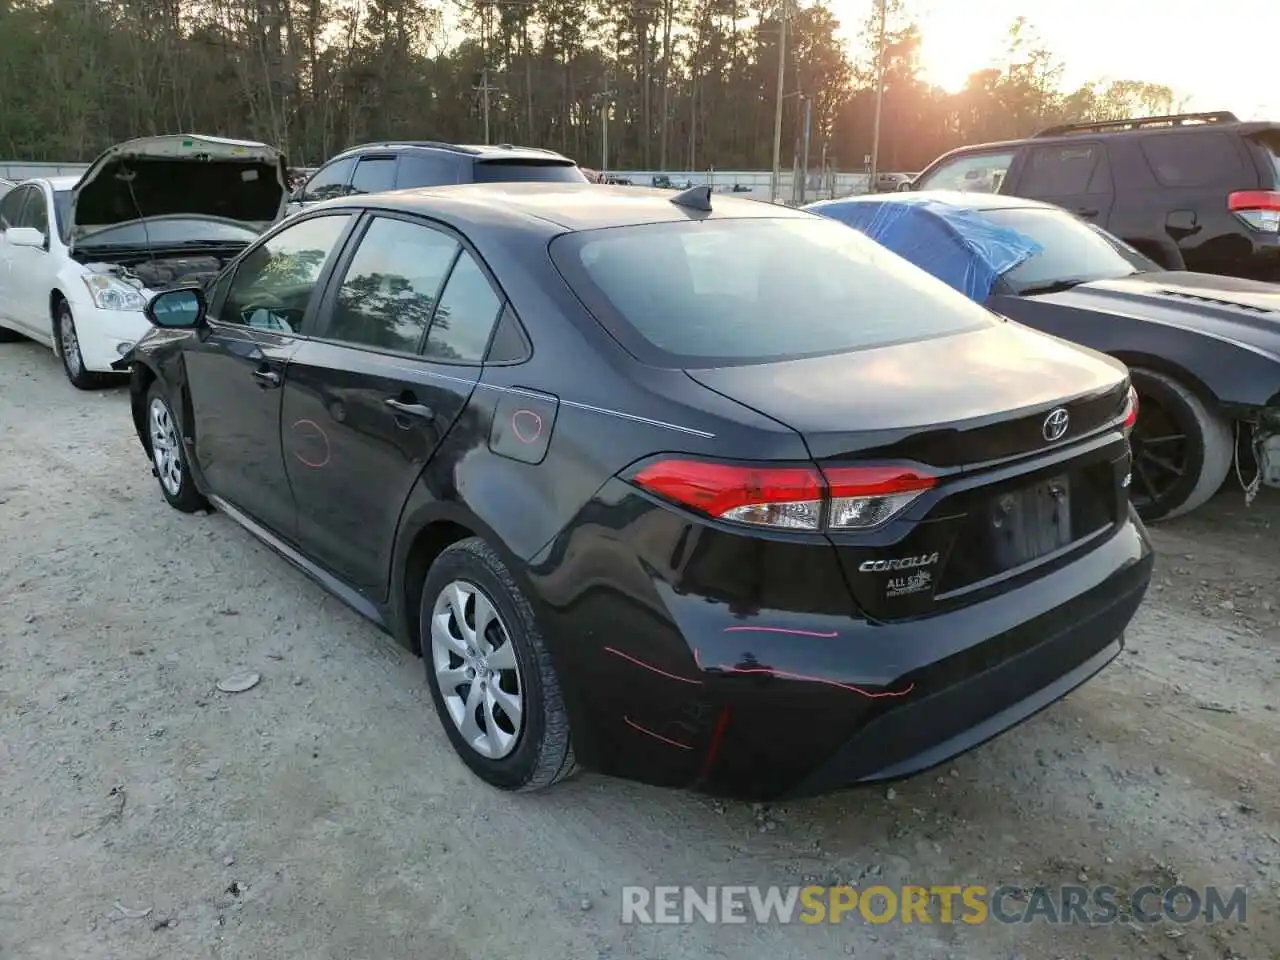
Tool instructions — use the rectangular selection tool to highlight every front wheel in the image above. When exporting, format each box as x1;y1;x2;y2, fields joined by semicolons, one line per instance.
146;382;207;513
421;537;576;792
1128;368;1233;521
54;300;104;390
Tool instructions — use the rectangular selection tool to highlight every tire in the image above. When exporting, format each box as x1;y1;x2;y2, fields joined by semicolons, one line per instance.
420;537;576;791
54;299;104;390
145;381;207;513
1129;367;1233;521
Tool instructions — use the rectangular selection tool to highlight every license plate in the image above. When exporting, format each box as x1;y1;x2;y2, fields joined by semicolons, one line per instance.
989;475;1072;569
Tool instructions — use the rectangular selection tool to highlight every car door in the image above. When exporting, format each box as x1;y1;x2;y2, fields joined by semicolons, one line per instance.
186;212;357;540
3;185;57;336
0;185;32;326
286;156;358;218
1008;141;1115;226
281;212;505;595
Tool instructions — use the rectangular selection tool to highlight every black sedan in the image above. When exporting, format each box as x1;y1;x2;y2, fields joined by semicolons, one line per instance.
117;182;1152;799
808;191;1280;521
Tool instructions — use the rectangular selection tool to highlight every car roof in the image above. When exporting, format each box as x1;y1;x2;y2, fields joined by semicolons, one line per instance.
333;141;572;163
318;182;810;232
825;190;1060;213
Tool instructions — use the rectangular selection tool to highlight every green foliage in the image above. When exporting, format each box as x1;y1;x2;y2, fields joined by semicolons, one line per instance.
0;0;1183;170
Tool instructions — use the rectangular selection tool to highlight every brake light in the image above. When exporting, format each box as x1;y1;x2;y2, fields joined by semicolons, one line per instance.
1228;190;1280;233
1122;383;1139;434
629;459;936;531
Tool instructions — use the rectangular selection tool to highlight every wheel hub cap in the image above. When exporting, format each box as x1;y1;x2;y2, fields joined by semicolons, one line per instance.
148;398;183;496
429;580;524;760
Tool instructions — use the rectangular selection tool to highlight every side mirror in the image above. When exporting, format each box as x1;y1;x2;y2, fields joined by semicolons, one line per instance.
145;287;206;329
6;226;46;248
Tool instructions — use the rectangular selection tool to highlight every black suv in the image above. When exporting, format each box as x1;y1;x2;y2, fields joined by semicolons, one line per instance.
284;141;586;218
907;112;1280;279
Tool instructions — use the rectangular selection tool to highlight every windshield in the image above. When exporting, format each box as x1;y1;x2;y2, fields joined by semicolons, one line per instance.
54;190;71;235
550;216;998;366
76;217;261;247
980;207;1157;294
472;160;587;184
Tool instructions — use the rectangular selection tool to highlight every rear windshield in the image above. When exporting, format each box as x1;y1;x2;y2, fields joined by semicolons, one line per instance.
473;160;587;184
550;216;998;366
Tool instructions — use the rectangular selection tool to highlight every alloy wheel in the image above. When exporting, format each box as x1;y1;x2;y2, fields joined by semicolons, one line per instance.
1129;394;1188;512
60;312;83;377
430;580;525;760
149;397;184;496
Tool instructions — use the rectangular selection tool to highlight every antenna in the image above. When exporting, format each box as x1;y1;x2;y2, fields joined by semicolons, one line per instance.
670;185;712;212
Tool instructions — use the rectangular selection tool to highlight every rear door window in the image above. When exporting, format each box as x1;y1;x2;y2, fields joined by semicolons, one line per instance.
914;150;1017;193
1247;132;1280;187
397;153;460;188
550;217;997;367
349;157;398;196
1139;133;1247;188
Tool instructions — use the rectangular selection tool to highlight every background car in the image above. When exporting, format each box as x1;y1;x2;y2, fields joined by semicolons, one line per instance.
905;111;1280;279
119;182;1150;800
808;190;1280;521
284;140;587;218
0;134;288;388
0;177;13;200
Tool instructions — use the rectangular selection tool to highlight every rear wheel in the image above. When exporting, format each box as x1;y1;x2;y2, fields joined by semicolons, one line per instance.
1128;368;1233;521
54;299;104;390
421;537;576;791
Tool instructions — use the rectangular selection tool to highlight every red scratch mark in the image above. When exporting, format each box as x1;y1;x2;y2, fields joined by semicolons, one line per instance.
291;418;330;469
511;409;543;443
693;648;913;700
624;716;693;750
604;646;703;685
723;625;839;639
698;707;733;780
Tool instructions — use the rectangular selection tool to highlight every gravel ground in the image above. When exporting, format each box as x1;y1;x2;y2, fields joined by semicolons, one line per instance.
1;338;1278;960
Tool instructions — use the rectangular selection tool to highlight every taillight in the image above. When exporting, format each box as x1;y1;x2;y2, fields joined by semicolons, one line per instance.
824;465;937;529
629;459;936;532
1228;190;1280;233
1122;383;1139;435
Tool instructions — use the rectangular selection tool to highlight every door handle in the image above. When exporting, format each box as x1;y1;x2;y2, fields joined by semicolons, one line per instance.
1075;207;1099;218
385;397;434;420
252;367;281;388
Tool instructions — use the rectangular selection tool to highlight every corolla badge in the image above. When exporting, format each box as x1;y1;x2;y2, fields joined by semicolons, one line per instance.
1042;407;1070;442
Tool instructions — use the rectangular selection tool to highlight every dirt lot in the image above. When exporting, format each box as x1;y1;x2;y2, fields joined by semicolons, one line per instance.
1;339;1278;960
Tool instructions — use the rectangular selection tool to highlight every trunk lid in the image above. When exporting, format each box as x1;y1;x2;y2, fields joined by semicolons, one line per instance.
686;322;1129;467
687;323;1132;622
70;134;289;246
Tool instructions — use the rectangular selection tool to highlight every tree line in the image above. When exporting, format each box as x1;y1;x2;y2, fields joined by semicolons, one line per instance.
0;0;1183;171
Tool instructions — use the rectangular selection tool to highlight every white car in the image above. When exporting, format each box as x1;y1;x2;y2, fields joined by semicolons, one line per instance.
0;135;288;388
0;177;13;199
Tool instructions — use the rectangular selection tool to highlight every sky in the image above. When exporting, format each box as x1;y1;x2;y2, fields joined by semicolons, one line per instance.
830;0;1276;120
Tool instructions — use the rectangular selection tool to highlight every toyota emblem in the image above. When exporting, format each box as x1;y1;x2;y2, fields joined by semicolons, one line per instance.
1042;407;1070;442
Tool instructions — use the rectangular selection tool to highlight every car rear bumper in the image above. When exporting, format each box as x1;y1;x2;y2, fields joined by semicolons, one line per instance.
540;497;1153;800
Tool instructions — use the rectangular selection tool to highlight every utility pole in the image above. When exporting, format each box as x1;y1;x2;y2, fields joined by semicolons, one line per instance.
593;87;615;176
868;0;888;190
474;0;499;144
473;68;499;145
769;0;788;204
800;96;812;204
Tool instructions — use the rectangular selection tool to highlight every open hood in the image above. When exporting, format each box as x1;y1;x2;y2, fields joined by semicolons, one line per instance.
70;134;288;244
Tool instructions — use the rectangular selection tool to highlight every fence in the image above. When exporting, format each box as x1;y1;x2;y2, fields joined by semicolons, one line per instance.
0;161;90;180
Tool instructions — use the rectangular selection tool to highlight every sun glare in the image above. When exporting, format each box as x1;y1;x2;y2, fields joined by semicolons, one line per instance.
915;9;1008;94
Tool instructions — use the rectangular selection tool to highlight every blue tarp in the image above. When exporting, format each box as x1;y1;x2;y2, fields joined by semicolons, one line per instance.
805;195;1043;303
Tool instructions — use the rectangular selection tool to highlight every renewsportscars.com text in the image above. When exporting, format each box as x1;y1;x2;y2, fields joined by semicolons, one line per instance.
621;884;1248;926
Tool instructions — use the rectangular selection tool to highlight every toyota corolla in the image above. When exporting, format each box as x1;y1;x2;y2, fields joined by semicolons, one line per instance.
117;182;1154;799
